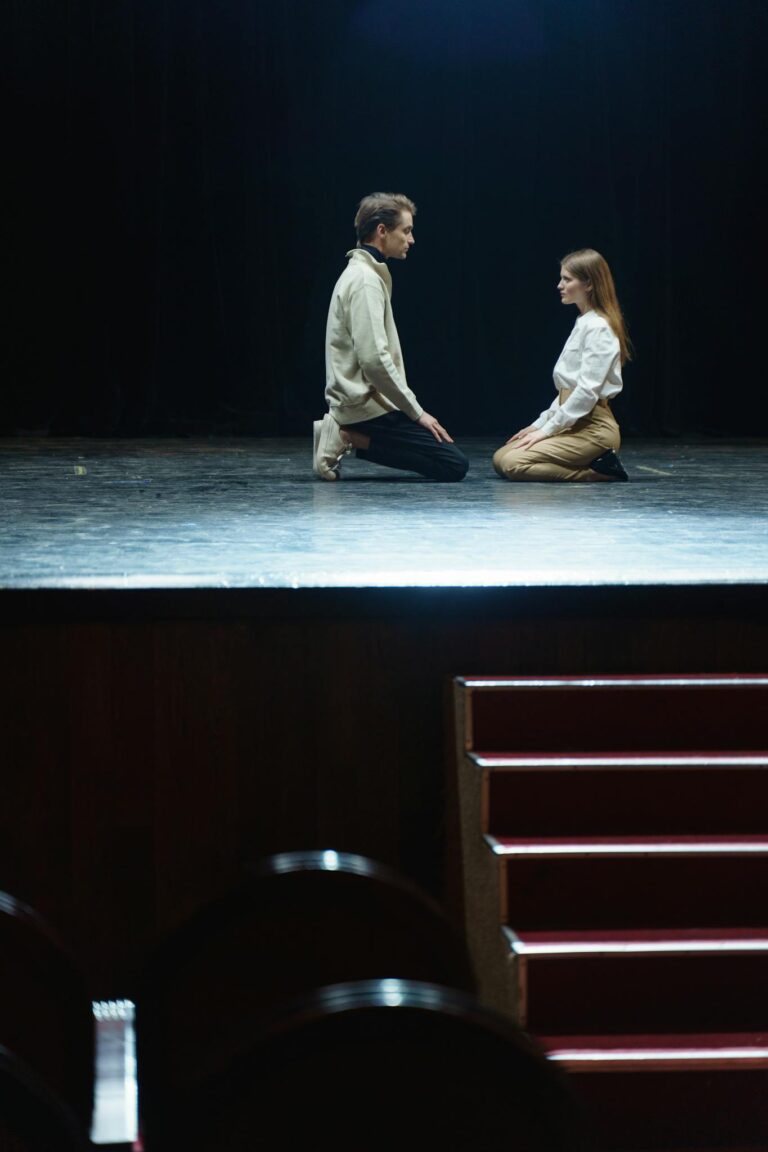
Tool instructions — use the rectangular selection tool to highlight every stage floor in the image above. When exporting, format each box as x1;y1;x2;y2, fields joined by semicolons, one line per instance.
1;437;767;589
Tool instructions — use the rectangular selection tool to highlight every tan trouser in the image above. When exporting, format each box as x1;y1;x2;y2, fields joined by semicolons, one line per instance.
492;395;620;482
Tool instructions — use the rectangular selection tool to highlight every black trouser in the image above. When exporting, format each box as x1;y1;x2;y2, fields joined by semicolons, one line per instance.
352;411;469;482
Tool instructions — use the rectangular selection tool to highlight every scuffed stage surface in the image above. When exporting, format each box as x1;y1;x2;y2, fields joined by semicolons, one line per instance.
1;437;767;589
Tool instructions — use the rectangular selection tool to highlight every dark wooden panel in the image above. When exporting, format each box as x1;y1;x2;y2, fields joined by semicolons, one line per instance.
2;585;768;993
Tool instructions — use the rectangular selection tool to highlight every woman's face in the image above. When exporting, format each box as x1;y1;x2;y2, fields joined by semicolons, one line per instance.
558;266;592;312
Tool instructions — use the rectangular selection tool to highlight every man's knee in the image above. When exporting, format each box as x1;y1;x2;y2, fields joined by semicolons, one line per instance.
432;446;469;482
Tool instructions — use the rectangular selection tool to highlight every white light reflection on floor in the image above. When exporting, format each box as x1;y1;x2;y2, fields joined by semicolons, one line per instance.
2;438;768;590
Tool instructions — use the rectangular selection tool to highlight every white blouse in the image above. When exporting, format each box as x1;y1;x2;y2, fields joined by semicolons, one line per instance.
532;310;622;436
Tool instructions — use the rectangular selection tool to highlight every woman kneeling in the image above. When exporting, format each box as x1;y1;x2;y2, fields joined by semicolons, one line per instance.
493;248;630;483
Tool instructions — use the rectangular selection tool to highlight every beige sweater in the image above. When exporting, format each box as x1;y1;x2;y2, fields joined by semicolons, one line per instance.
324;248;423;425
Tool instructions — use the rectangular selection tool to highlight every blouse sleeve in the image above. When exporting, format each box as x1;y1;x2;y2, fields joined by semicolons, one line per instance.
530;395;560;430
539;323;620;436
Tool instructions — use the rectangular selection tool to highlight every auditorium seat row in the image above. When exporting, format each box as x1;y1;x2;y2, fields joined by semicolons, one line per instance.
0;890;93;1149
1;853;583;1150
452;673;768;1151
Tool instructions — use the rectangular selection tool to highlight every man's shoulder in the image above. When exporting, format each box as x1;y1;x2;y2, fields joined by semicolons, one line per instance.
336;250;389;295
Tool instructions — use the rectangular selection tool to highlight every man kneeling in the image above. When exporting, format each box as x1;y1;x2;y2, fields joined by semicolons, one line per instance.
314;192;468;483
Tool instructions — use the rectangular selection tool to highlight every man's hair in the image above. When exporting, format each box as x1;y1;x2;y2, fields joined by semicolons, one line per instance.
354;193;416;245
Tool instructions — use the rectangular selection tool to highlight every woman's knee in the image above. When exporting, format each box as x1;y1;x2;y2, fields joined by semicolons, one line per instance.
492;446;525;480
492;445;516;477
492;447;506;476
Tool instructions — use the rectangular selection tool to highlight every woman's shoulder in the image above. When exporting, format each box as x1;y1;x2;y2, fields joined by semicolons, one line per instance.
579;310;612;331
581;311;619;347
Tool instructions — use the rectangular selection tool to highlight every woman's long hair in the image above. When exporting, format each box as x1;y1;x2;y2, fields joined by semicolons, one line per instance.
561;249;632;364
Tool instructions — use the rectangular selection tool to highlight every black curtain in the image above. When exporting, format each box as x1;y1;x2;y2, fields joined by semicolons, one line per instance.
3;0;766;437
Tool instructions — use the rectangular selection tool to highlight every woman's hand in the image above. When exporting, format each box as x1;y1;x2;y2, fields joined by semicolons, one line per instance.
505;425;534;444
506;424;542;445
510;428;548;451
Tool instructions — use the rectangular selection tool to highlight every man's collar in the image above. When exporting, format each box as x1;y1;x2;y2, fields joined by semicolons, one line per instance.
360;243;387;264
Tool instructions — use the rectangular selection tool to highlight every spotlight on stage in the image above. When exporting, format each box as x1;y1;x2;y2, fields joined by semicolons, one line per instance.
351;0;547;63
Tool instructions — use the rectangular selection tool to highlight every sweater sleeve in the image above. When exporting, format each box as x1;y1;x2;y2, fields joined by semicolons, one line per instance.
539;324;619;436
347;278;424;420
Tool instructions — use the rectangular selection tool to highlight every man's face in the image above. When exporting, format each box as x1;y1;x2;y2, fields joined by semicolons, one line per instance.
380;211;415;260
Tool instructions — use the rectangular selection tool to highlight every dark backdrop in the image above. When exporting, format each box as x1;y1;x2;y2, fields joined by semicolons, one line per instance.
3;0;766;437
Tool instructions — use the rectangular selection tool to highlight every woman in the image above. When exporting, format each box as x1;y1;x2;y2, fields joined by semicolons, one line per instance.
492;249;630;482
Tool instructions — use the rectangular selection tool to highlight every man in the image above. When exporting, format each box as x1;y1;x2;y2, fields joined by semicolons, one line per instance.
314;192;468;482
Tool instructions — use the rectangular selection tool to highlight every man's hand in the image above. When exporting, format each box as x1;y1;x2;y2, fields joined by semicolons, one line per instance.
417;411;454;443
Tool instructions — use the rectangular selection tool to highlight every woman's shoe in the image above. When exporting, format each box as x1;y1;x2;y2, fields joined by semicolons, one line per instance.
589;449;628;481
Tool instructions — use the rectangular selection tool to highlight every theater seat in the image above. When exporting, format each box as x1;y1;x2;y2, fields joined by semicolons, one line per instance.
0;891;93;1138
0;1048;89;1152
144;979;583;1152
137;850;476;1148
